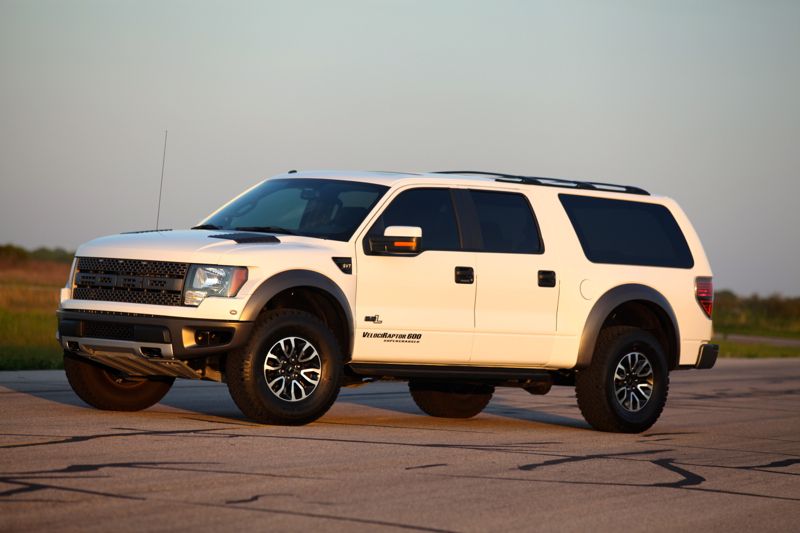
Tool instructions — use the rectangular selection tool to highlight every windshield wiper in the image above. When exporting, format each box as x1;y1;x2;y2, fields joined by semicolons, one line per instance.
234;226;296;235
191;224;222;230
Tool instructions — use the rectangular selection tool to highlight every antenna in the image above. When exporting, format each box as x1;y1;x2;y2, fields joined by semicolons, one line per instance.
156;129;168;229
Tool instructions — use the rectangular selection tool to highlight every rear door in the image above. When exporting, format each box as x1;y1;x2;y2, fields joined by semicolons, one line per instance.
464;189;559;365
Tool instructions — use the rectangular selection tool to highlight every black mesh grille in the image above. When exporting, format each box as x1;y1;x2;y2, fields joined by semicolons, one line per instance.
74;257;188;306
83;321;136;341
73;287;183;306
77;257;188;278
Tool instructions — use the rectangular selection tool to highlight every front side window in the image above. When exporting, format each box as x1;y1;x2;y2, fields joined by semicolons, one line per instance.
560;194;694;268
200;179;388;241
469;190;542;254
367;188;461;251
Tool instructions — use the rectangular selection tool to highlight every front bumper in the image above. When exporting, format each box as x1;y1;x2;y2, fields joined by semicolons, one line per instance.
57;309;253;365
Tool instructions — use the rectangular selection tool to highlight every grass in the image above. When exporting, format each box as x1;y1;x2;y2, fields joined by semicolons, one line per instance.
0;259;69;370
716;339;800;359
0;258;798;370
0;346;64;370
714;326;800;340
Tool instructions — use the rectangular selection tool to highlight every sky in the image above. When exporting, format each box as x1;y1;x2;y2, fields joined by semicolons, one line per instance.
1;0;798;296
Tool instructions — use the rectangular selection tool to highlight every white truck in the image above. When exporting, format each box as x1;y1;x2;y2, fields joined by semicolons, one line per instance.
57;170;718;432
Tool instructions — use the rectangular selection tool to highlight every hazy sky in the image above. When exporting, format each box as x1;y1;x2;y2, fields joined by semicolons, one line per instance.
1;0;798;295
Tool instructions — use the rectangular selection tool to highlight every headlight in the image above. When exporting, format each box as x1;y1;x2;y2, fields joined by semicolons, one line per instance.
184;265;248;306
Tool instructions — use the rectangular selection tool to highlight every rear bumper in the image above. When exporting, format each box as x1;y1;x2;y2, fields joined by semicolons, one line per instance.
695;343;719;369
57;309;253;361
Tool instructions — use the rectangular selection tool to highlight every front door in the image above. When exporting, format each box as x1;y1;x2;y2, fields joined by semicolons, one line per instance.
352;187;476;364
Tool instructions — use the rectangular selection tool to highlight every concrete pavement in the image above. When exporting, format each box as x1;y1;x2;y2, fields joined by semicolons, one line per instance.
1;358;799;532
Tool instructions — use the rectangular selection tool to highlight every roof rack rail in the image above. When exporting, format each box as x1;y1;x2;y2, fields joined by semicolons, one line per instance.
434;171;650;196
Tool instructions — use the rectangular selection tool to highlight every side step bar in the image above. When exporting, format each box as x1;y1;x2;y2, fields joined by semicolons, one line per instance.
347;363;552;382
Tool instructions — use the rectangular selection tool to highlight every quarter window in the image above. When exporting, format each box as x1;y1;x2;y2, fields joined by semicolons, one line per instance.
559;194;694;268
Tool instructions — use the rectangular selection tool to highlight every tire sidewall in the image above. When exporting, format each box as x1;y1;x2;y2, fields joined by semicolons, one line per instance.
604;332;668;428
408;380;494;418
247;313;341;420
63;352;174;411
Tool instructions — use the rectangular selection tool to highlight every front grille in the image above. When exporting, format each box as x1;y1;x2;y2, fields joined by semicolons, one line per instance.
66;309;160;318
77;257;188;278
83;320;136;341
73;257;189;306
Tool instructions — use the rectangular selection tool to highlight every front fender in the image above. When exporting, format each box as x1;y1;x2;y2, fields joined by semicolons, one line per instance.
241;270;354;353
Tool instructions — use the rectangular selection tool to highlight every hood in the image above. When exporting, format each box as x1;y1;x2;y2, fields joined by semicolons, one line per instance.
75;229;338;265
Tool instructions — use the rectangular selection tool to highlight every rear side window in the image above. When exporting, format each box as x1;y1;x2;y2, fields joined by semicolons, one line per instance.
559;194;693;268
367;188;461;251
469;190;542;254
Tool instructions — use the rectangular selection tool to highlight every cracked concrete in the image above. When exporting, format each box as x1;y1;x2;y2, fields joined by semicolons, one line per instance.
0;358;798;532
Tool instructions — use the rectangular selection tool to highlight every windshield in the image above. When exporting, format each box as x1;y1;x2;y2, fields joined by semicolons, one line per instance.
198;178;388;241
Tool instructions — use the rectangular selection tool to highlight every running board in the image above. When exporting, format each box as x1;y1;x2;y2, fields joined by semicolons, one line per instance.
347;363;552;382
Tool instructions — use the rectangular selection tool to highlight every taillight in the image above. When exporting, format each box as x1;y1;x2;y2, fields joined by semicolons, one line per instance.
695;277;713;318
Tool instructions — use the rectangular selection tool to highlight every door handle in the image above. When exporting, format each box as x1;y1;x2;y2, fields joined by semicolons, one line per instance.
538;270;556;287
455;266;474;284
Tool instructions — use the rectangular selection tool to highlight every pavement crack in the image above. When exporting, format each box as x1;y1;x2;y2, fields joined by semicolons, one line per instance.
518;449;668;471
405;463;448;470
651;458;706;488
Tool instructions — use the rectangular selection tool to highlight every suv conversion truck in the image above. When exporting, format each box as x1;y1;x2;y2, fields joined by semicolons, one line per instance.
57;170;718;433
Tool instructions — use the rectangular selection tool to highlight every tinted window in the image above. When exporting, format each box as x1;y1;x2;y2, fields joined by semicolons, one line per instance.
200;179;388;241
469;190;542;254
560;194;693;268
368;188;460;251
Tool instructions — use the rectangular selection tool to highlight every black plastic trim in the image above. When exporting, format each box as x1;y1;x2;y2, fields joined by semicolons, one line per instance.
332;257;353;274
348;363;552;382
451;189;482;250
576;284;680;369
57;309;253;359
433;171;650;195
240;270;354;354
208;233;281;244
696;343;718;369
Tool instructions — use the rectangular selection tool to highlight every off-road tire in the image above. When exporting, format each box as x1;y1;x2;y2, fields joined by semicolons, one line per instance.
226;309;343;425
63;352;174;411
409;381;494;418
575;326;669;433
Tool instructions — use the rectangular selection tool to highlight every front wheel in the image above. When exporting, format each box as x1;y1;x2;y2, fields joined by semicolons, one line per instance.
226;310;343;425
409;381;494;419
575;326;669;433
63;352;174;411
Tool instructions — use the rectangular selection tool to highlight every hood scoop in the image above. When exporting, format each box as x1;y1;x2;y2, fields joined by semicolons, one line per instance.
209;233;281;244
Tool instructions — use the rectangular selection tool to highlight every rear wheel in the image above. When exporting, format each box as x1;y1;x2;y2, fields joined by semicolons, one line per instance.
575;326;669;433
409;381;494;419
63;352;174;411
226;310;343;425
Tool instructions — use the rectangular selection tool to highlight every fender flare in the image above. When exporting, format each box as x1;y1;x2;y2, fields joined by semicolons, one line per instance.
241;270;354;354
575;284;680;369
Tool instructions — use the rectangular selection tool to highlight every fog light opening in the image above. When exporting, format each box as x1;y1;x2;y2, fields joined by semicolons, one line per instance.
194;329;233;347
141;347;162;358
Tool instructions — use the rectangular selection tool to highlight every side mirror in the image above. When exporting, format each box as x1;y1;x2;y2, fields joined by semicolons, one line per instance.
366;226;422;256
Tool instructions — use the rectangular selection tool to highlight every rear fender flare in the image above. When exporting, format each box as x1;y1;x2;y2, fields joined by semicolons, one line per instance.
576;284;680;369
